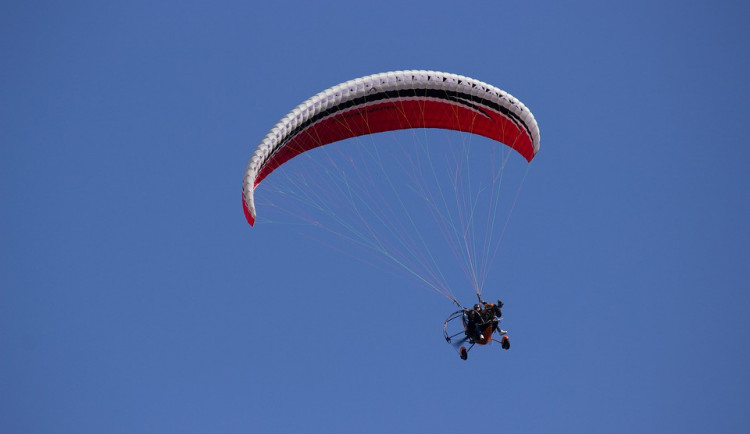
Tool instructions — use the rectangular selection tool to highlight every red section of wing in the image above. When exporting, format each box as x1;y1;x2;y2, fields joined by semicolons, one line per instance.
254;99;533;187
242;196;255;226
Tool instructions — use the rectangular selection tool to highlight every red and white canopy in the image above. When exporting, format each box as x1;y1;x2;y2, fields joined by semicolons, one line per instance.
242;70;541;226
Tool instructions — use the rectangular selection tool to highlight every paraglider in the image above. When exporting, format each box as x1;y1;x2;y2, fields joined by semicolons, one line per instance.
242;70;540;360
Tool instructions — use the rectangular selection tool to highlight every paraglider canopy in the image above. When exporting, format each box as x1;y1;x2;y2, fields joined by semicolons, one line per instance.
242;70;541;226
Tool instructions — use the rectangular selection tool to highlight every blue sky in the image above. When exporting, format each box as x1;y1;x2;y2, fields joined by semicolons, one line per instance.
2;1;749;433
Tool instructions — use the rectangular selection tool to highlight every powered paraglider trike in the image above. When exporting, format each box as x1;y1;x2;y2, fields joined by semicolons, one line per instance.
242;70;540;360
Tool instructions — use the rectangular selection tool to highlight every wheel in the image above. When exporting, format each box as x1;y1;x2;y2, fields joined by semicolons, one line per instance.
501;336;510;350
460;346;468;360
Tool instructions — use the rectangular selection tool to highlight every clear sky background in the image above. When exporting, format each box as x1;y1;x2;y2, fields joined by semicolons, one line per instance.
2;1;749;433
